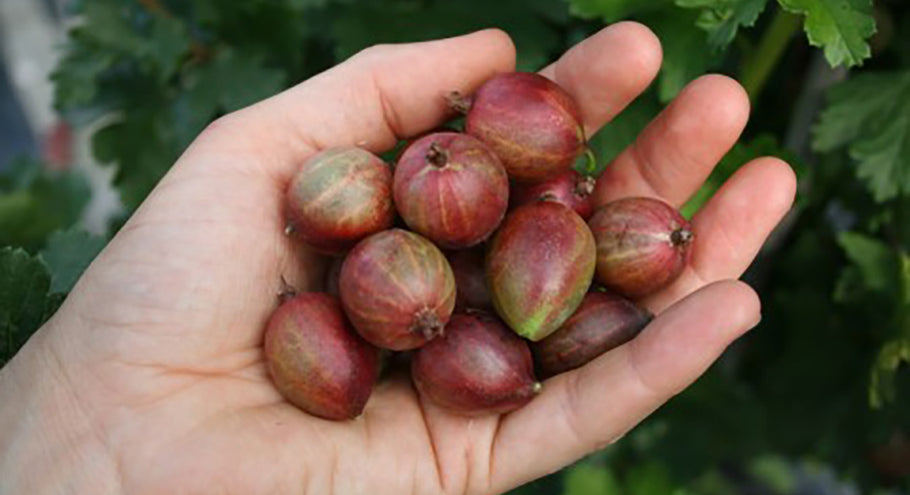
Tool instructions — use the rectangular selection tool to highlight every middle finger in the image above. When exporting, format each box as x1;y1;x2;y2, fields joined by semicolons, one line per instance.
594;74;751;207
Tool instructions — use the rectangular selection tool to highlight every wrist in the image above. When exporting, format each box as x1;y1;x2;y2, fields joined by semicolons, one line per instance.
0;322;120;494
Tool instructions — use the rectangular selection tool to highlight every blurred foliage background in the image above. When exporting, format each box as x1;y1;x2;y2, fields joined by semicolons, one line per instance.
1;0;909;493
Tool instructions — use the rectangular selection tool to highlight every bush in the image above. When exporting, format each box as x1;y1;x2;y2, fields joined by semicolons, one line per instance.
2;0;908;492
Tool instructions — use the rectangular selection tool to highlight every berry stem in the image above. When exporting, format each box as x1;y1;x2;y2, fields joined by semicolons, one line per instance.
413;309;445;340
278;276;298;303
426;142;449;168
670;228;694;246
445;91;473;114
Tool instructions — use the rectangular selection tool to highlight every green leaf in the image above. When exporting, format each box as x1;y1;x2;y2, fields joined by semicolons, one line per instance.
78;0;146;55
681;134;800;218
92;112;177;209
871;253;910;407
813;71;910;202
0;248;54;365
747;455;797;494
813;75;901;152
145;17;193;82
0;157;40;192
870;338;910;408
185;48;287;114
51;44;117;110
562;464;622;495
0;158;91;252
851;113;910;204
586;91;662;174
39;228;107;294
675;0;769;51
568;0;672;22
777;0;876;68
649;9;717;101
624;461;678;495
78;0;190;74
171;47;287;148
53;0;191;106
835;232;900;300
631;369;770;479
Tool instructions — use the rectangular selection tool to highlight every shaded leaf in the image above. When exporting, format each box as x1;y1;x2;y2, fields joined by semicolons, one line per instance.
649;9;717;102
625;461;678;495
0;158;91;252
80;0;192;77
568;0;672;22
747;455;797;494
52;0;191;111
92;113;177;209
145;17;193;82
185;48;288;113
813;71;910;201
851;112;910;203
835;232;900;299
39;228;107;294
562;463;622;495
630;370;769;479
870;338;910;408
51;44;117;110
78;0;147;54
0;248;53;365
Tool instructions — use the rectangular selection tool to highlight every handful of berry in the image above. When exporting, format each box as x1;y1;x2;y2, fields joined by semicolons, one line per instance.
266;72;692;420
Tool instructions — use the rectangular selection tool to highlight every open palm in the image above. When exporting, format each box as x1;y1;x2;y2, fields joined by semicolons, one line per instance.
0;24;796;495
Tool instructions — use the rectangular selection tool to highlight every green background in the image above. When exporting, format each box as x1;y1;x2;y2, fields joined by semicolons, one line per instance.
2;0;909;493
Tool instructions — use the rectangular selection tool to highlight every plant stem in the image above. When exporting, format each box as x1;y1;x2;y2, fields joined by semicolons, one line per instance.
740;8;802;101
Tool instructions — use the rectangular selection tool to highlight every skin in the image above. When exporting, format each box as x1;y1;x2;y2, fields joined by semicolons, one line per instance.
0;23;796;495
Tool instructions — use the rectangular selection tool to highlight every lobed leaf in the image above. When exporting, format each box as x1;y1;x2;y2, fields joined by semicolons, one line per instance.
870;338;910;408
39;228;107;294
675;0;769;51
835;232;901;300
648;9;718;102
813;71;910;201
92;113;177;209
778;0;876;68
0;248;54;365
0;158;91;252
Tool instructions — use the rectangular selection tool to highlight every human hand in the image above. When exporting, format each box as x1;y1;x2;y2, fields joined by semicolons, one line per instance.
0;23;795;494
